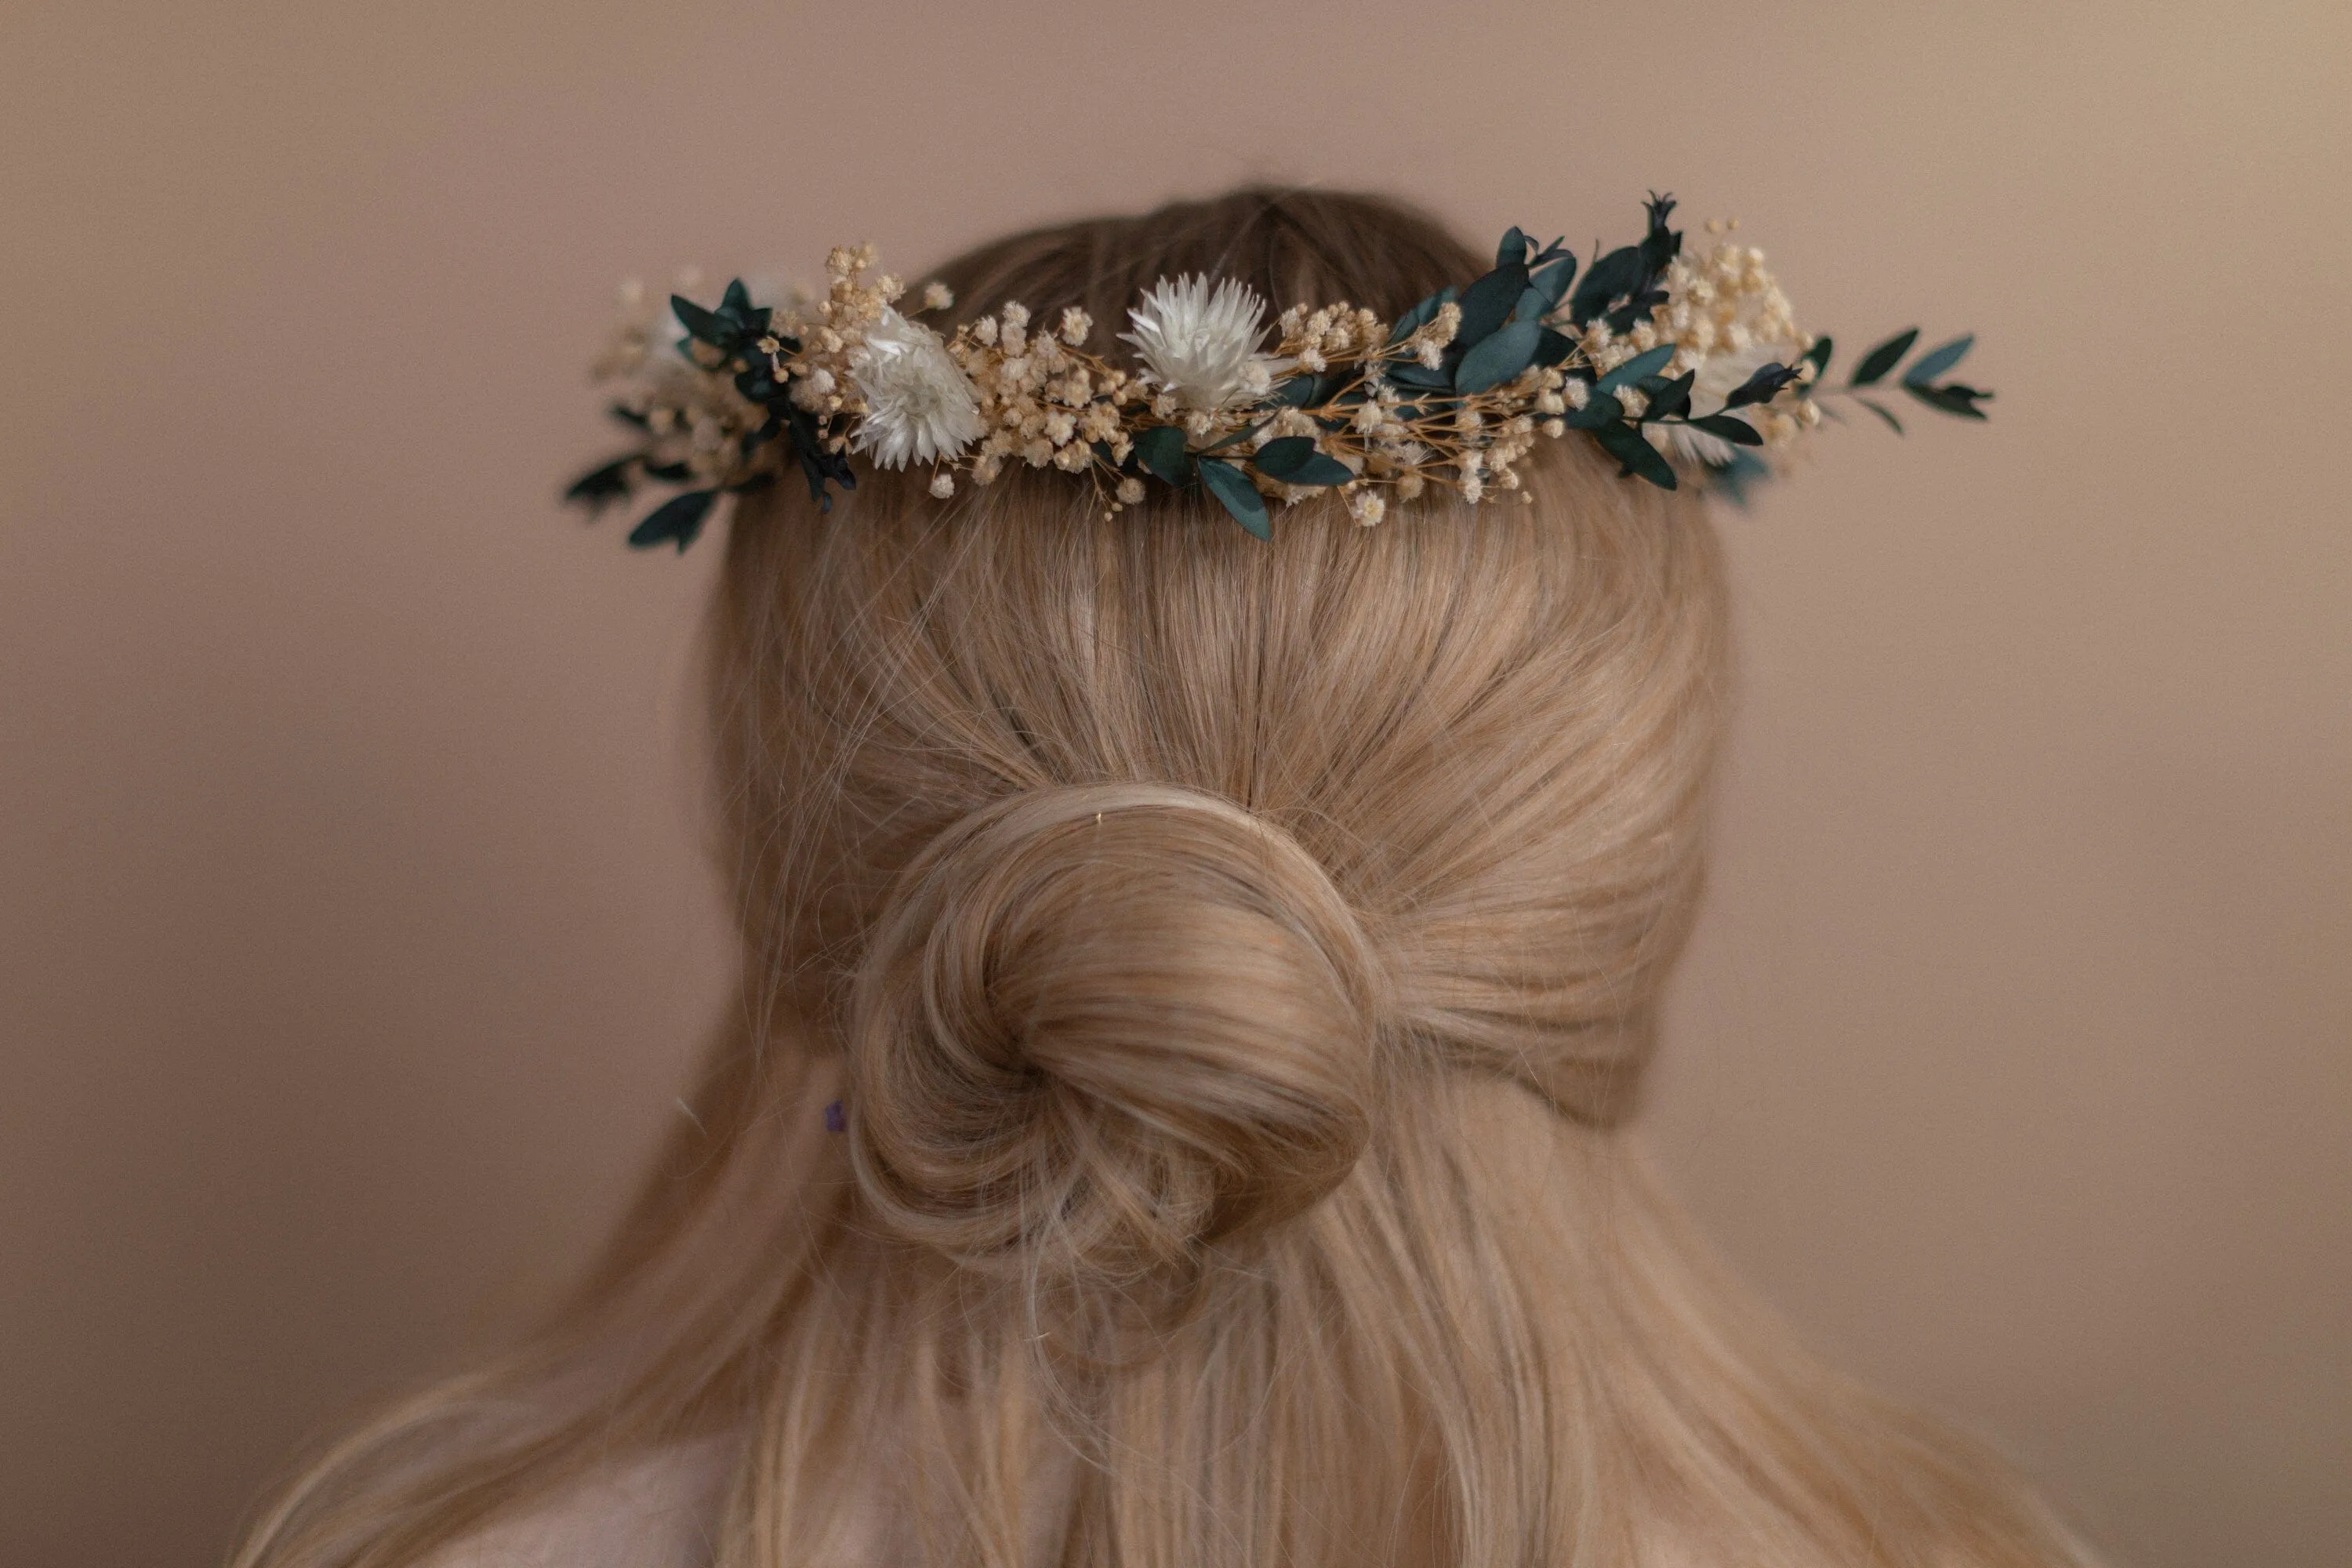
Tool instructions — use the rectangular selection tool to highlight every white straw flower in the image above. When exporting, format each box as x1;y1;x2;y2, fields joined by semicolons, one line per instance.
1120;274;1283;411
848;308;984;469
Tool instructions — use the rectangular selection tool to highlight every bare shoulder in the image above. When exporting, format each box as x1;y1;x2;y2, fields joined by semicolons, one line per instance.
416;1439;735;1568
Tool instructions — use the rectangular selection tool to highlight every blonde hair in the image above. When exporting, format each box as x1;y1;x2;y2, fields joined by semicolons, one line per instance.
235;189;2092;1568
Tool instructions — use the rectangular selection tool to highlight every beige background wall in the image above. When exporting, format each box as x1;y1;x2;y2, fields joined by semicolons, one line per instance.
3;4;2346;1565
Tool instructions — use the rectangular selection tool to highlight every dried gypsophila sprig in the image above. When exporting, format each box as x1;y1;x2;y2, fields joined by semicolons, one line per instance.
567;195;1991;548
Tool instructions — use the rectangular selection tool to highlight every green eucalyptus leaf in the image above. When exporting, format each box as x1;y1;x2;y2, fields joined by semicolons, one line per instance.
1250;436;1319;477
1532;327;1576;368
670;295;732;348
1802;336;1834;379
1642;369;1696;422
1686;413;1765;446
1900;381;1992;419
1454;263;1530;350
1456;318;1543;394
1849;328;1918;387
1387;285;1460;345
1709;448;1772;508
564;456;638;511
1387;361;1450;390
1594;343;1675;393
1563;391;1624;430
627;488;718;552
1530;254;1577;308
1497;227;1533;268
1854;396;1904;434
1901;334;1974;387
1197;458;1272;539
1272;374;1319;407
1134;425;1191;485
1272;452;1355;487
1592;421;1677;489
1570;244;1646;326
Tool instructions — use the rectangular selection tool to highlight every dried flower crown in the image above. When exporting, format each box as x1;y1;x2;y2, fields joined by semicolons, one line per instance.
567;196;1989;549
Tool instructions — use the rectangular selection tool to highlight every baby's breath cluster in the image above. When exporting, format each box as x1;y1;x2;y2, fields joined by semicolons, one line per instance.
568;194;1990;550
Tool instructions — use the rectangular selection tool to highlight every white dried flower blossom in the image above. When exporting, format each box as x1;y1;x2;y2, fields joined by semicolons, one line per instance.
1059;307;1091;346
923;281;953;311
929;470;956;499
848;308;984;469
1121;274;1284;412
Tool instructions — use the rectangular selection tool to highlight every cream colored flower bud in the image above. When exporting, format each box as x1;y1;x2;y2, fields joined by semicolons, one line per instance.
1116;477;1145;504
928;470;956;499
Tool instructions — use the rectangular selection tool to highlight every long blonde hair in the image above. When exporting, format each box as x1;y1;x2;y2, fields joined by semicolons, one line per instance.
235;188;2092;1568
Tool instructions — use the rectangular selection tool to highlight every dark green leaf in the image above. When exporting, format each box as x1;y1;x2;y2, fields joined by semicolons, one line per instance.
1456;318;1543;394
564;456;637;511
1287;455;1356;487
671;295;733;348
607;402;652;430
1592;421;1678;489
1709;449;1772;507
1638;191;1682;279
1570;244;1646;326
1686;413;1764;446
1250;437;1352;487
627;488;718;552
1901;333;1974;387
1196;458;1272;539
1594;343;1676;393
642;460;693;482
1802;336;1834;380
1532;328;1576;368
1900;381;1992;419
1849;328;1918;387
1641;370;1695;422
1387;285;1459;345
1530;253;1577;307
1722;361;1797;410
1134;425;1191;485
1249;436;1319;479
1454;263;1530;350
1854;396;1904;434
1386;361;1450;390
1497;226;1533;269
1563;391;1624;430
1203;419;1269;452
1272;373;1320;407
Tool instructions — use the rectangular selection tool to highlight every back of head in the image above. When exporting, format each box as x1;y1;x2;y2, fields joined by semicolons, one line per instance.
238;188;2093;1568
717;191;1729;1287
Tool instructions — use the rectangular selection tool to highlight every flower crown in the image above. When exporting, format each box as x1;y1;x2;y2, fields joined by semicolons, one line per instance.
566;196;1989;549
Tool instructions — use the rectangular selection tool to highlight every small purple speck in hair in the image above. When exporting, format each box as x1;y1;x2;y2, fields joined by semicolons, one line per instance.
823;1099;847;1134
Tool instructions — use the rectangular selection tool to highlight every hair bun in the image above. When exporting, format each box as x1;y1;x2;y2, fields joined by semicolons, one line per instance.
845;782;1383;1290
